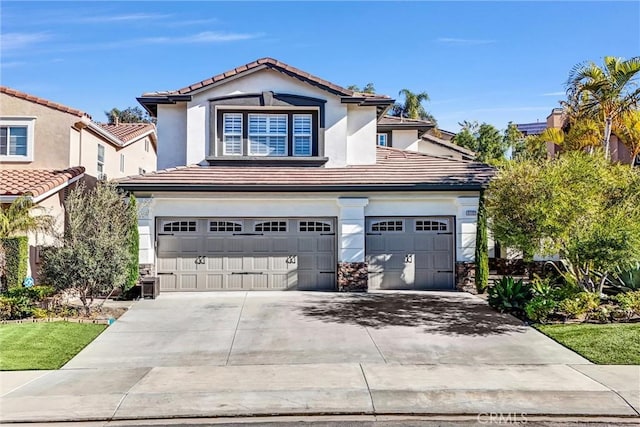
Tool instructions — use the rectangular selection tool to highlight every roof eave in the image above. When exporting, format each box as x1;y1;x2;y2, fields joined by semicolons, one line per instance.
137;95;193;117
117;183;488;193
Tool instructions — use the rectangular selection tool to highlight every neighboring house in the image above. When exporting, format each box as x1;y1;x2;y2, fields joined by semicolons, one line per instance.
121;57;493;293
517;108;637;165
376;116;473;160
0;86;158;281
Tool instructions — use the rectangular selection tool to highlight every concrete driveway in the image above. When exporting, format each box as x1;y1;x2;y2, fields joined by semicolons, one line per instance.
64;291;588;369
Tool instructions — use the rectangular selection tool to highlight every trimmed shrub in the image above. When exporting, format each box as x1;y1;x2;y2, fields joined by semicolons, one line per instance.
124;195;139;292
0;295;33;320
475;190;489;293
6;285;55;302
525;296;557;323
614;291;640;318
557;292;600;319
488;276;532;316
1;236;29;290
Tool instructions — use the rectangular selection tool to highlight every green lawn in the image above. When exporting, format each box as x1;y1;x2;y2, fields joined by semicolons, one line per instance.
0;322;106;370
536;323;640;365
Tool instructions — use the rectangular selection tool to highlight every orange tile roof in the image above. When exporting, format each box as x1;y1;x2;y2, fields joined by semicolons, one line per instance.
98;123;156;143
0;167;85;198
142;57;391;101
0;86;91;119
119;147;494;191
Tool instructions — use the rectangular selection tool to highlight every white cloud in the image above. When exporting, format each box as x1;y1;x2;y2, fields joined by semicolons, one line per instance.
542;91;565;96
0;32;51;50
0;61;27;68
79;13;173;23
436;37;496;46
141;31;263;44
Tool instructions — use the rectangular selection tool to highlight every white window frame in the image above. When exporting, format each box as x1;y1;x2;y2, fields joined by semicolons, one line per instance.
248;113;288;156
97;144;105;175
377;133;388;147
293;114;312;156
144;139;149;152
120;153;125;173
223;113;243;156
0;118;35;162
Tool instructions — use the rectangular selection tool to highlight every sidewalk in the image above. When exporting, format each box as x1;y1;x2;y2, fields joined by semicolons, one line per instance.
0;363;638;423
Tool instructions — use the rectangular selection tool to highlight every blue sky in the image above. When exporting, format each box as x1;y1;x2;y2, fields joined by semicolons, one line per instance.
1;1;639;132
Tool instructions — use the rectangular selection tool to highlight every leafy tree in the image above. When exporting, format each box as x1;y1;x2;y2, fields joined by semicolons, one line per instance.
0;196;54;239
565;56;640;158
503;122;523;152
347;83;376;94
476;123;507;163
486;151;640;293
452;128;477;152
40;183;136;315
390;89;436;123
512;135;548;162
125;195;139;292
616;109;640;167
104;106;154;124
475;190;489;293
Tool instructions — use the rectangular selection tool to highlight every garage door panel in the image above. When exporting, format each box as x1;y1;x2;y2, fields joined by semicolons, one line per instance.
159;274;177;291
157;217;336;292
366;217;454;290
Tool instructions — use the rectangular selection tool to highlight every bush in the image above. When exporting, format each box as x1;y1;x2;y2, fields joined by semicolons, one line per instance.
1;236;29;290
557;292;600;319
125;195;139;292
0;295;33;320
5;285;55;302
488;276;532;315
525;296;557;323
614;291;640;318
475;190;489;293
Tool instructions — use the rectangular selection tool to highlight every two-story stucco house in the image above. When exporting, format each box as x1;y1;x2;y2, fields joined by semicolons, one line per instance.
0;86;157;279
120;58;493;292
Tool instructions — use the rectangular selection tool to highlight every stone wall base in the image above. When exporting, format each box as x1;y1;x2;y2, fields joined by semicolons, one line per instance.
139;264;154;280
455;261;477;293
337;262;368;292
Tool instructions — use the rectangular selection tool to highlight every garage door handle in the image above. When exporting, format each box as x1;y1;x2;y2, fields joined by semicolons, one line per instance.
233;233;264;236
319;271;335;274
437;232;453;235
157;272;174;275
231;272;264;275
437;270;454;273
320;233;335;236
158;233;174;236
366;232;382;236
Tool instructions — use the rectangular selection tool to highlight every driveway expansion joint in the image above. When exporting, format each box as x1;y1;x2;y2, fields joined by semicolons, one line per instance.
225;292;248;366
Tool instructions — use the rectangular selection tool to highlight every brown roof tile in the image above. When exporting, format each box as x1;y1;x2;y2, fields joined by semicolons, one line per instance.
119;147;494;191
378;115;434;127
98;123;156;143
142;57;391;101
0;86;91;119
0;167;85;198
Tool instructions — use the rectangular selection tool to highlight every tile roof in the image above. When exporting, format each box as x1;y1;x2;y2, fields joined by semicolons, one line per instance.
0;167;85;199
142;57;391;101
98;123;156;143
118;147;494;191
0;86;91;119
421;133;476;158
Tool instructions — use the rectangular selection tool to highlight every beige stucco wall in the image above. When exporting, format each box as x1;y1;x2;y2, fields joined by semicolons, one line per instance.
0;93;76;169
27;189;66;282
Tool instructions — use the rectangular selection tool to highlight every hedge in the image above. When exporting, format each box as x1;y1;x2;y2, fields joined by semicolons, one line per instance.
125;195;139;291
475;190;489;293
1;236;29;290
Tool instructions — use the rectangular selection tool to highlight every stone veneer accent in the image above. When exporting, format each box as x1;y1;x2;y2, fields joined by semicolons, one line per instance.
138;263;154;279
455;261;477;293
338;262;368;292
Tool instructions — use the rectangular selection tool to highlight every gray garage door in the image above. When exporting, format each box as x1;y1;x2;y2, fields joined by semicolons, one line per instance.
156;218;336;291
365;217;455;290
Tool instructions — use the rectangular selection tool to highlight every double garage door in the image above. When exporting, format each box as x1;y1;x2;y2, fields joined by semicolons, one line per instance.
156;217;336;291
156;216;455;292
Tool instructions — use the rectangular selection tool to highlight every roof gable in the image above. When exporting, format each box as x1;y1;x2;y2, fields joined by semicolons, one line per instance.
1;86;91;119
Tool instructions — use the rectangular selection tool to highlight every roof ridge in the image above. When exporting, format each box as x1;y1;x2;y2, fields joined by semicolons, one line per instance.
375;146;481;164
0;86;91;119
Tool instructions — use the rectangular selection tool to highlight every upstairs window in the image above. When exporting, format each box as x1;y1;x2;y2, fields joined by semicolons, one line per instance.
120;153;125;173
216;109;319;158
97;144;105;175
0;118;35;162
377;133;388;147
249;114;287;156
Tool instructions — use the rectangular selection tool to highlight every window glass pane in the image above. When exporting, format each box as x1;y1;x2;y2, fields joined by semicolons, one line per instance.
377;134;387;146
0;127;7;155
223;113;243;155
293;115;312;156
248;114;287;156
8;127;27;156
97;144;105;162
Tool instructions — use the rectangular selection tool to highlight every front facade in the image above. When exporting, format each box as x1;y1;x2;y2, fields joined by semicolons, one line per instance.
123;58;493;292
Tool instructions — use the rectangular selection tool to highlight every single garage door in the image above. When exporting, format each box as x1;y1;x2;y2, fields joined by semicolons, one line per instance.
365;216;455;290
156;217;336;291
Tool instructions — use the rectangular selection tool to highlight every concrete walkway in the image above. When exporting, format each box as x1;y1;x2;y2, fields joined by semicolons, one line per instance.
1;363;638;423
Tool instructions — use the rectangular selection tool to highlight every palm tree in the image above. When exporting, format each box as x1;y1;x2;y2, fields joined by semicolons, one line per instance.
616;110;640;167
540;119;602;153
0;196;54;239
566;56;640;158
391;89;435;122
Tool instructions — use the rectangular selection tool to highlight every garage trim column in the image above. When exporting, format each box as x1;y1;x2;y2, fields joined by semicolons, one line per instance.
337;197;369;292
455;195;480;291
136;197;155;272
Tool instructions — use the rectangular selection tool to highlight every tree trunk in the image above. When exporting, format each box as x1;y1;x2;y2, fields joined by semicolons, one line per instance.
603;117;613;160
